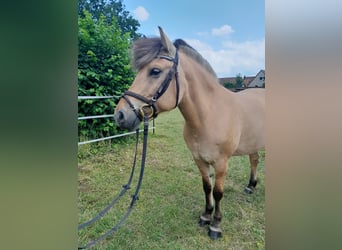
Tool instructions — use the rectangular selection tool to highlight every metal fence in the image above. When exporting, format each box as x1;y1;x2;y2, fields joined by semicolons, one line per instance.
78;96;155;146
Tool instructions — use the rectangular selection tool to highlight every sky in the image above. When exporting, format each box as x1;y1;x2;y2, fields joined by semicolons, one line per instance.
122;0;265;78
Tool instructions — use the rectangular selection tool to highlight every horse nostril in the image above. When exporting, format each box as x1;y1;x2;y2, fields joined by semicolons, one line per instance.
116;110;125;122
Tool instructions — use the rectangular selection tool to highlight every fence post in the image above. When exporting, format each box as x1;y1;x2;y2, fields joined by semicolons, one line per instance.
152;118;155;134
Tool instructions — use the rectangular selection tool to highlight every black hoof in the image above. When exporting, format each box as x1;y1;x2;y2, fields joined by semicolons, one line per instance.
244;186;254;194
208;227;222;240
199;217;211;227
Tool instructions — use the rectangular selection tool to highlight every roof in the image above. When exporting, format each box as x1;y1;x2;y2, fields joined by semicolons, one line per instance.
218;70;265;87
218;76;255;86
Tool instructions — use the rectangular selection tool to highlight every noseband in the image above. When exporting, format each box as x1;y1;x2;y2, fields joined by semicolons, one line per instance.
121;50;179;119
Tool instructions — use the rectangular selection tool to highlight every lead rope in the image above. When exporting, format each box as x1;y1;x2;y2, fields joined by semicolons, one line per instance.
78;114;150;249
78;129;140;231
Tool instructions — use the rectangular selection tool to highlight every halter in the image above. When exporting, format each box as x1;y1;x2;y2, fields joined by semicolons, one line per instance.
121;49;179;120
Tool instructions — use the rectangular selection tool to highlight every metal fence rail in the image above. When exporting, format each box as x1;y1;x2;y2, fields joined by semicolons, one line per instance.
78;129;146;145
78;96;155;145
78;114;114;120
78;95;117;100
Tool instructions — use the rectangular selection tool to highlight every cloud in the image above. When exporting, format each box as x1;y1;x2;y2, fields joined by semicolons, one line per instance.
185;38;265;77
212;25;234;36
196;31;209;36
133;6;149;22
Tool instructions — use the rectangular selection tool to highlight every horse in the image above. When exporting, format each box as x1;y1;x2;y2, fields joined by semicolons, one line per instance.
114;27;265;239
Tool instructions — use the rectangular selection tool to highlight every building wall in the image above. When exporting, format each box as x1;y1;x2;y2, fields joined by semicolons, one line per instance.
248;70;265;87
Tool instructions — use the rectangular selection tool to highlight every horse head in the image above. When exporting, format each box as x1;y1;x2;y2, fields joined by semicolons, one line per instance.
114;27;182;131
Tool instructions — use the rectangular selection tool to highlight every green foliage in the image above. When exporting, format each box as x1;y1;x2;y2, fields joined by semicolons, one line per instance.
235;73;244;88
78;10;135;139
78;0;142;40
223;82;236;89
223;73;244;91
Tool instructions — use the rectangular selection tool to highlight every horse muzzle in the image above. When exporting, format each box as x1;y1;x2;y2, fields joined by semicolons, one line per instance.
114;108;141;131
114;104;156;131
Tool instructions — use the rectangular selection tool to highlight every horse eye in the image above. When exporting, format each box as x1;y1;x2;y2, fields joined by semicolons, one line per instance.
149;68;161;77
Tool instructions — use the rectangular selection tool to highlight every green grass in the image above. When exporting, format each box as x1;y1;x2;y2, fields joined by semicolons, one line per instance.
78;109;265;249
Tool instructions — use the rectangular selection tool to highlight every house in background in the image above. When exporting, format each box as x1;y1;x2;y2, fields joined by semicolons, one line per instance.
247;70;265;88
218;69;265;91
218;75;254;86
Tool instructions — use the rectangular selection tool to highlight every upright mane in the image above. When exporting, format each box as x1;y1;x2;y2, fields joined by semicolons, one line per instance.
131;37;217;77
173;39;217;77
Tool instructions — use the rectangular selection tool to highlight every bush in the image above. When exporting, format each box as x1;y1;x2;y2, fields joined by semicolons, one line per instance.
78;10;135;140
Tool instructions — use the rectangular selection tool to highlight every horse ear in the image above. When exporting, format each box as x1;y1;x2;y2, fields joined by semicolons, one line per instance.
158;26;176;58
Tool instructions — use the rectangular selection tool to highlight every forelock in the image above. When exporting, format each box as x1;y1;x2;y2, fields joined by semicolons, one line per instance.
131;37;217;77
131;37;162;70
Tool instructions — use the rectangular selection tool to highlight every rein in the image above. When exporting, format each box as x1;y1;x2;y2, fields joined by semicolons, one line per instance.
78;114;150;249
122;49;179;120
78;49;179;249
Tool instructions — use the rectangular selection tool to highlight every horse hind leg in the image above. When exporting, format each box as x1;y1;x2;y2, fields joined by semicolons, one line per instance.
244;152;259;194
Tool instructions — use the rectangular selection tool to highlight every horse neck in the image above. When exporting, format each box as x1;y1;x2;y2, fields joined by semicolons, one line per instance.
177;54;234;130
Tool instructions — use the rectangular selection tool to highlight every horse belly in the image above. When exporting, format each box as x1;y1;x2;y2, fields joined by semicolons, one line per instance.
232;127;264;156
233;91;265;156
232;142;264;156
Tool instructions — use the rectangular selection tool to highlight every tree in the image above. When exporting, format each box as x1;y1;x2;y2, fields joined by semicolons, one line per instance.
78;10;135;139
223;82;236;90
78;0;141;40
235;73;244;88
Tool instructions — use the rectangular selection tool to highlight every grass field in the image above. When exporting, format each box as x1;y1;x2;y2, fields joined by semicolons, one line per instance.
78;109;265;249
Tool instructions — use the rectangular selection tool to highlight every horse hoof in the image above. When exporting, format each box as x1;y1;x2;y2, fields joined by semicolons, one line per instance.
199;217;211;227
208;226;222;240
244;186;254;194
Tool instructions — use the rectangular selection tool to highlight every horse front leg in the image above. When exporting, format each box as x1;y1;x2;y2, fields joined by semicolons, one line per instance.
208;157;228;240
196;159;213;227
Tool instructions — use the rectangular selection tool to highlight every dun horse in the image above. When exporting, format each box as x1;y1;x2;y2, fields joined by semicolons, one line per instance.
114;27;265;239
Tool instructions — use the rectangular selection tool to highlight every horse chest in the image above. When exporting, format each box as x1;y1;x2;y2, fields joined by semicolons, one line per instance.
184;133;219;164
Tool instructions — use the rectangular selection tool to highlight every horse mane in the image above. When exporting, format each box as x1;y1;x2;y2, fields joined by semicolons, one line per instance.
131;37;217;77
